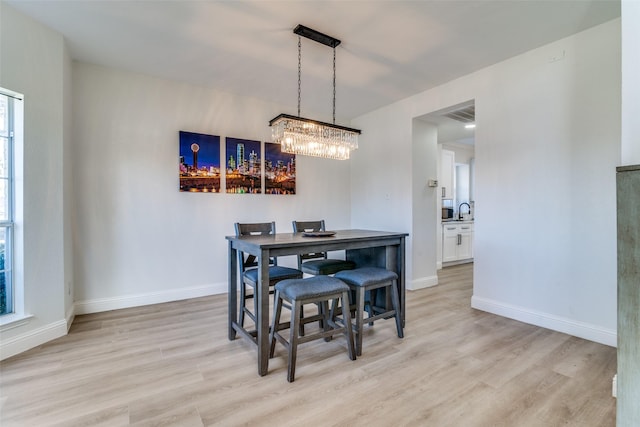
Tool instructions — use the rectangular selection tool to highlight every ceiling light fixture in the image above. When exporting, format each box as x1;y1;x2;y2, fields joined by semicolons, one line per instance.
465;123;476;129
269;25;360;160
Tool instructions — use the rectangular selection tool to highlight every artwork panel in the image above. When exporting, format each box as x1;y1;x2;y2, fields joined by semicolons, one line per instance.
265;142;296;195
179;131;221;193
225;137;262;194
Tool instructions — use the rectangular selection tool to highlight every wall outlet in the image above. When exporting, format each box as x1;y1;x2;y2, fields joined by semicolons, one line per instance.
427;179;438;187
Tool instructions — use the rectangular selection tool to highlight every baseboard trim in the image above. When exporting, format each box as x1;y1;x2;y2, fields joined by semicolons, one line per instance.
74;282;228;315
471;295;617;347
0;319;68;361
65;305;75;332
1;283;228;361
409;275;439;291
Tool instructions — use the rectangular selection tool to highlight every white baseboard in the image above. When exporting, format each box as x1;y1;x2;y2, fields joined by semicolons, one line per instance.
74;282;228;315
471;295;617;347
1;283;228;361
0;319;68;361
65;305;75;332
409;275;439;291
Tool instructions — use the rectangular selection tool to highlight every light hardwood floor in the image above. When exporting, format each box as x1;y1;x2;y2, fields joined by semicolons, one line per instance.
0;264;617;426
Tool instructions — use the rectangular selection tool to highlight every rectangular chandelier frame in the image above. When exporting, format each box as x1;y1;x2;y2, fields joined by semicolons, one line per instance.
269;113;361;135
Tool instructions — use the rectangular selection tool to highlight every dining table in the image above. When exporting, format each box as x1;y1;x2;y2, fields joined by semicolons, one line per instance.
226;228;408;376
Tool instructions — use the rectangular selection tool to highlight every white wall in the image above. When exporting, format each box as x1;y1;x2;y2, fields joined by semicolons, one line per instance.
63;41;74;326
0;3;70;359
348;102;414;287
71;63;352;313
621;0;640;166
411;120;439;289
352;19;621;346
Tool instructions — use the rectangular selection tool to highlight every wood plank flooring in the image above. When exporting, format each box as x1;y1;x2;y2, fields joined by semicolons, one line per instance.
0;264;617;426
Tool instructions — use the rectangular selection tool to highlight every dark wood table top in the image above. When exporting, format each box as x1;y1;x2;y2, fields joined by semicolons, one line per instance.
226;229;408;250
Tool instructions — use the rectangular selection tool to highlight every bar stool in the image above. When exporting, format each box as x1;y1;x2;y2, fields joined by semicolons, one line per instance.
292;220;355;275
234;222;303;328
269;275;356;382
334;267;404;356
292;220;356;335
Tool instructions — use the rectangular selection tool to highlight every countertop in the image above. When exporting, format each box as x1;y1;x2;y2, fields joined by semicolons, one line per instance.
442;219;474;224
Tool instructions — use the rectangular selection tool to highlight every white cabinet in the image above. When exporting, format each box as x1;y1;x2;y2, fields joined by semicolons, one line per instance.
441;149;454;199
442;222;473;263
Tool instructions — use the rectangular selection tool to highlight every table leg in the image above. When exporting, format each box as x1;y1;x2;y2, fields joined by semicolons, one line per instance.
384;242;406;326
257;249;270;376
228;242;238;340
398;237;406;326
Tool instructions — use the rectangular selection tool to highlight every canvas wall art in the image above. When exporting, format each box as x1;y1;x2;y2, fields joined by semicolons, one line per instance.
265;142;296;195
179;131;221;192
225;137;262;194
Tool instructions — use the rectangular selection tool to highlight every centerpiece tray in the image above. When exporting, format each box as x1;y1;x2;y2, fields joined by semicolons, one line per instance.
302;231;336;237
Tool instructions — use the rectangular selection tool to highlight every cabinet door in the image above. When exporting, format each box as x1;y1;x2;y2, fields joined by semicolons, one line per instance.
458;226;474;260
442;225;459;263
441;150;454;199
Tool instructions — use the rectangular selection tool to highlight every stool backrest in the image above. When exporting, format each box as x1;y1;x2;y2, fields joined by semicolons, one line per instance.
235;222;277;269
292;220;329;267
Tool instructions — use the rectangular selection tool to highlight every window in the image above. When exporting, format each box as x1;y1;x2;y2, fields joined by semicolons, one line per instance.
0;89;18;316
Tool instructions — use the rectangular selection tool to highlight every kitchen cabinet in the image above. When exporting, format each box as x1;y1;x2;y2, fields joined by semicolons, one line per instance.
441;149;454;199
442;221;473;263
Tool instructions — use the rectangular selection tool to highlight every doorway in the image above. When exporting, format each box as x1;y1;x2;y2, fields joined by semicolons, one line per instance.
415;100;475;270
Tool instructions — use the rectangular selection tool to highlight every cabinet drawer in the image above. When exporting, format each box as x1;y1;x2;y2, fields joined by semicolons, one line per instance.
443;225;460;236
458;224;473;233
443;223;474;235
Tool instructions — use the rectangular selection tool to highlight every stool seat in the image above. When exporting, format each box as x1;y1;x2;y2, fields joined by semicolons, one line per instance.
335;267;403;356
243;266;303;283
276;276;350;300
300;259;356;276
334;267;397;287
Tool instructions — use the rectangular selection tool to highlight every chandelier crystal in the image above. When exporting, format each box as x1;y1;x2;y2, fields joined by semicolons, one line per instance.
270;25;360;160
270;114;359;160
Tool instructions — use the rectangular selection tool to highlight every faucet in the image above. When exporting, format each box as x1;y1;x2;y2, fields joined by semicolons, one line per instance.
458;202;471;220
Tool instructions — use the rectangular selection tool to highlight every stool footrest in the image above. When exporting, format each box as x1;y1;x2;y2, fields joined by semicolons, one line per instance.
362;310;397;325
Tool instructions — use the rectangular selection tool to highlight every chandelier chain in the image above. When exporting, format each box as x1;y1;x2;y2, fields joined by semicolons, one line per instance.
297;35;301;117
333;47;336;124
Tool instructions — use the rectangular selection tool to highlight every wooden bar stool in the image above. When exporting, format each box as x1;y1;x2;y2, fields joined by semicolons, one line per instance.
234;222;303;329
292;220;356;335
334;267;404;356
269;275;356;382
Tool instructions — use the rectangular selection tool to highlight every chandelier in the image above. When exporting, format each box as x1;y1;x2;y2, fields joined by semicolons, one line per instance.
269;25;361;160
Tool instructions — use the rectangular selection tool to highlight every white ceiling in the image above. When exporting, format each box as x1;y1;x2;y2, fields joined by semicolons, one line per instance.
7;0;620;124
